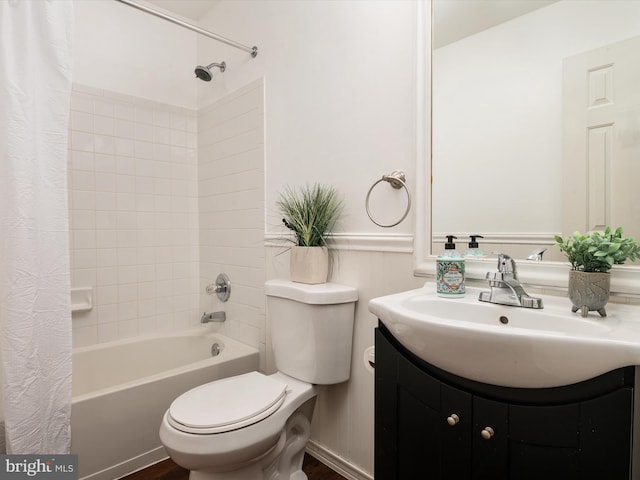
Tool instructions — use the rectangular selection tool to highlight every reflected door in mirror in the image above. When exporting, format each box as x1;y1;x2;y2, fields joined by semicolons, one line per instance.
563;34;640;242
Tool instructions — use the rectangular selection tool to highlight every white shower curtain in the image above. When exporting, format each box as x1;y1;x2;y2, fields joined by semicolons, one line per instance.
0;0;74;453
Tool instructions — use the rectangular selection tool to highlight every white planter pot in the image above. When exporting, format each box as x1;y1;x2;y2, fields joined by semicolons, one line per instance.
290;246;329;284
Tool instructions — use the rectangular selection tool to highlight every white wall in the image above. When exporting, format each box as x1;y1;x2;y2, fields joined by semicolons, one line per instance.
196;2;421;477
71;0;422;476
197;0;418;237
73;0;198;109
432;0;640;236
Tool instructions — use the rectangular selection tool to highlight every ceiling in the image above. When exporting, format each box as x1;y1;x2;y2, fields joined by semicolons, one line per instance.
144;0;217;20
142;0;558;49
433;0;559;49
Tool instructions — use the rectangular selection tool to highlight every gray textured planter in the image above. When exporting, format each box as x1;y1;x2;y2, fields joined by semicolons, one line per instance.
568;270;610;317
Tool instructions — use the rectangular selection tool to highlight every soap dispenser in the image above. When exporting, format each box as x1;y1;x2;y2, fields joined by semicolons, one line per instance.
436;235;465;298
465;235;487;258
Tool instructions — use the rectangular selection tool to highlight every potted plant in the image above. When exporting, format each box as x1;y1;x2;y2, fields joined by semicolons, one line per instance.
555;226;640;317
277;183;344;284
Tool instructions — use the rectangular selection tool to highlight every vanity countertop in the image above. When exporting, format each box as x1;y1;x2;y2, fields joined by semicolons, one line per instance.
369;283;640;388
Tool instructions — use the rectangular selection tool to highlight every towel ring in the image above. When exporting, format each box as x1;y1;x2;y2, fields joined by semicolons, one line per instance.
365;171;411;228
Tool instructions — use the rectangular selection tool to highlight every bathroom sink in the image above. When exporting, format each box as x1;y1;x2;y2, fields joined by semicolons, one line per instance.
400;295;613;335
369;283;640;388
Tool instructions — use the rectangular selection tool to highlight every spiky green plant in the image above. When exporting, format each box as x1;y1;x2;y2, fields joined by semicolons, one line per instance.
554;226;640;272
277;184;343;247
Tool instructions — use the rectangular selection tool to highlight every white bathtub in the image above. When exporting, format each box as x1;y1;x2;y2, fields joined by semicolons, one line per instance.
71;328;259;480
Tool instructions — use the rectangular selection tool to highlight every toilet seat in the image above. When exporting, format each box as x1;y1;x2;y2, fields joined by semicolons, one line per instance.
167;372;289;434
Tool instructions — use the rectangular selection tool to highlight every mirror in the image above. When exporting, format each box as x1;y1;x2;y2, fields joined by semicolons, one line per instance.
415;0;640;293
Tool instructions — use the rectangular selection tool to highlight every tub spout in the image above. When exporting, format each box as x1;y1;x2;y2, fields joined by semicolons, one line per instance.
201;311;226;323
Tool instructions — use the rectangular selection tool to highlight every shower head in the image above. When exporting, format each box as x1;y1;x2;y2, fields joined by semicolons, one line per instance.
194;61;226;81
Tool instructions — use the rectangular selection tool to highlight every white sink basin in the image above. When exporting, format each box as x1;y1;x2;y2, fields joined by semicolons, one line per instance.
369;283;640;388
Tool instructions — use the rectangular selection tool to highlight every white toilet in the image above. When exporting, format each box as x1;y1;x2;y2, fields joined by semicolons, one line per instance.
159;279;358;480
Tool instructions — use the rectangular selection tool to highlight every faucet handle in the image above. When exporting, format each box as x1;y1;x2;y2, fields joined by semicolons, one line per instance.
494;253;518;278
205;273;231;302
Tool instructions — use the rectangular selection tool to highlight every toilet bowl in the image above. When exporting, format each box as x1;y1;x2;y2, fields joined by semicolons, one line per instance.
159;280;358;480
160;372;316;479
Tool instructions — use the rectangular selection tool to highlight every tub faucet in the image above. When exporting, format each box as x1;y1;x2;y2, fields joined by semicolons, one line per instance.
478;253;543;309
201;311;226;324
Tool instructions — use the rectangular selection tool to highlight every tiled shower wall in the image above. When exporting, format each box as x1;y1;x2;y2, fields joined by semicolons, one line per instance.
69;84;200;347
198;79;266;362
69;81;265;354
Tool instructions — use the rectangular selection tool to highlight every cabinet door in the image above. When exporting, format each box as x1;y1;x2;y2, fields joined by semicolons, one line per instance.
376;327;473;479
376;327;444;479
396;351;474;479
509;403;580;479
441;384;472;478
395;382;442;477
472;396;509;480
396;353;443;479
579;387;633;479
375;325;634;480
375;327;399;479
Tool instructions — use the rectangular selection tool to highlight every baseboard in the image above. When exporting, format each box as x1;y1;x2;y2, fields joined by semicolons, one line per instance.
81;446;167;480
85;441;368;480
305;441;373;480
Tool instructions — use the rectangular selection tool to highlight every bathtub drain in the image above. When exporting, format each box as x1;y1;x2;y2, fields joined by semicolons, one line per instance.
211;342;221;357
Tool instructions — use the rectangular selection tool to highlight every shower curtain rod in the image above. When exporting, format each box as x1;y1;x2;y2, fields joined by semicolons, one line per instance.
114;0;258;57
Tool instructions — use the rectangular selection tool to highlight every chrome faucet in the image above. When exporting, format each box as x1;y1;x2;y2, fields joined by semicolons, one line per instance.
478;253;543;309
201;311;226;324
526;247;547;261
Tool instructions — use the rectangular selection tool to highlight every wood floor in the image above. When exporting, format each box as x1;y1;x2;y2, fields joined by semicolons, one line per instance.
121;453;346;480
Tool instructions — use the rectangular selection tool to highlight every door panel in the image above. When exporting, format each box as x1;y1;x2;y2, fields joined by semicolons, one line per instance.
563;34;640;240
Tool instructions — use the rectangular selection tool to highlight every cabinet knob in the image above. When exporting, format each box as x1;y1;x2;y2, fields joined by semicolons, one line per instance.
480;427;495;440
446;414;460;426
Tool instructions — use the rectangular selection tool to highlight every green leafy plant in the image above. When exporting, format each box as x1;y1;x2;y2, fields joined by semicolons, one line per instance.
554;226;640;272
277;183;344;247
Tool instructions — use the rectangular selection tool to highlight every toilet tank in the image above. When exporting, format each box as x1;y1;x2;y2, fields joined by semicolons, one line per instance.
265;279;358;385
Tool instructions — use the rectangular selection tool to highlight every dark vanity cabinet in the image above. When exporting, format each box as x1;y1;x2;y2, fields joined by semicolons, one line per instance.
375;323;635;480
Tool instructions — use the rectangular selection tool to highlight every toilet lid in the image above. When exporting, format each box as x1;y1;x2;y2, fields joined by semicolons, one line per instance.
167;372;289;434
